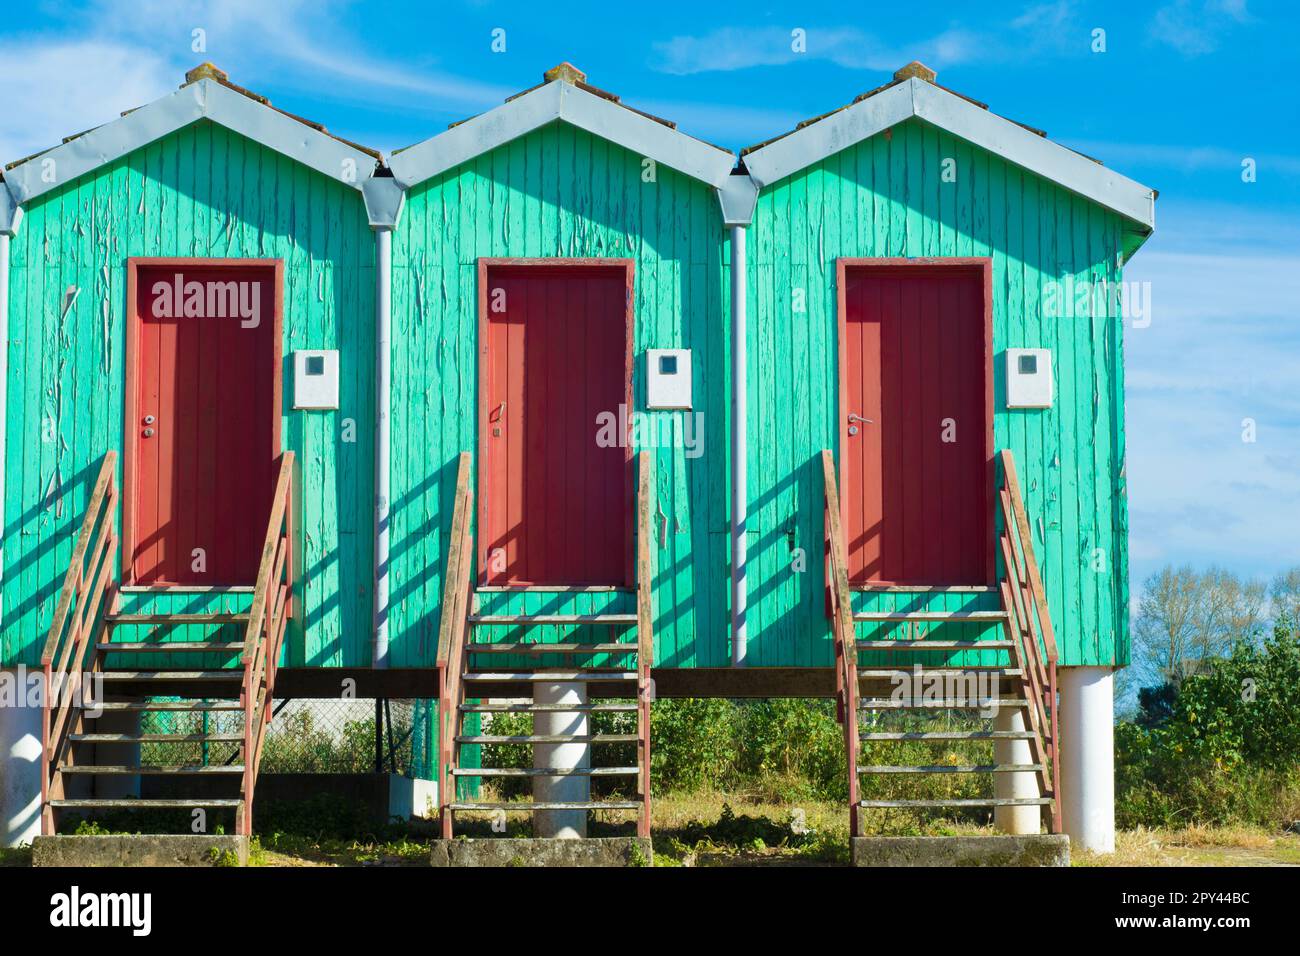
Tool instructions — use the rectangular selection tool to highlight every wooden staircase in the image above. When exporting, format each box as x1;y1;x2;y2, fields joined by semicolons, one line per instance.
822;450;1061;836
437;451;655;839
40;452;295;836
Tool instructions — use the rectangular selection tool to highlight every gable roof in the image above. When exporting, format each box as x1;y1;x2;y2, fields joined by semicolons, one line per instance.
742;62;1156;236
387;63;736;191
3;63;380;206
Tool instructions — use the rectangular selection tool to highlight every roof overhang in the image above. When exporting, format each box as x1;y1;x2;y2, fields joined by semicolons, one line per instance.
388;80;737;191
0;184;21;236
743;77;1156;235
3;78;377;206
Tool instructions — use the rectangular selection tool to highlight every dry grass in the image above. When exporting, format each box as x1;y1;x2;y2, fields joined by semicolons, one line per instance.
1074;825;1300;867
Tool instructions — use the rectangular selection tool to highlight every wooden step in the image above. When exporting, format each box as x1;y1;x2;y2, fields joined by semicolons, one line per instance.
859;698;1029;709
860;731;1037;741
60;764;244;774
50;798;242;809
857;667;1023;678
853;611;1007;622
859;797;1052;808
106;613;249;625
857;763;1045;774
99;670;241;681
463;671;637;682
451;766;640;777
447;801;641;811
853;585;997;594
70;733;244;743
456;734;638;744
466;643;635;655
97;642;245;653
459;703;638;713
468;614;637;626
97;701;243;712
855;640;1014;650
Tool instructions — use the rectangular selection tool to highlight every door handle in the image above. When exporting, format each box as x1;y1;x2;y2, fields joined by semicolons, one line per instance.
848;412;873;436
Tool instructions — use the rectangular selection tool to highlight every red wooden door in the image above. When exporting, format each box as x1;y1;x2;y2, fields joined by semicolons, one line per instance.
481;263;632;585
128;262;281;585
841;264;989;585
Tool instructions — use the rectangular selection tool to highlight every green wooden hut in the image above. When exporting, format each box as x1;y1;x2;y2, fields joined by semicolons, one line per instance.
0;59;1154;856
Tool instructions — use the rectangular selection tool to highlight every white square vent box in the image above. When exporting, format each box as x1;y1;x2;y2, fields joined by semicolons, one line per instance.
294;349;340;410
1006;348;1053;409
647;348;692;410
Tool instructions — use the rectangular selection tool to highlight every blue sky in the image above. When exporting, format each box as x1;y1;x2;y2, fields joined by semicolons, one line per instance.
2;0;1298;594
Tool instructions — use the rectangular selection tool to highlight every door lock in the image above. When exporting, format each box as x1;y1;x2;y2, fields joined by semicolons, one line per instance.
143;415;155;425
848;413;873;436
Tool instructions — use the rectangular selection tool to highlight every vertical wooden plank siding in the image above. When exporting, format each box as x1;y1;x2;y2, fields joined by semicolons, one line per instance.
393;121;729;668
2;121;374;667
2;114;1130;672
748;117;1129;668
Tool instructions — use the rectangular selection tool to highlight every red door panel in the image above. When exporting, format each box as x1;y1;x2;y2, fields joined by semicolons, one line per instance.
843;267;988;585
482;264;631;585
130;263;279;585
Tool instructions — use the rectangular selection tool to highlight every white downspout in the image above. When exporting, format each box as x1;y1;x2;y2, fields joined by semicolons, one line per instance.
363;173;405;670
718;174;758;667
729;223;748;666
372;225;392;669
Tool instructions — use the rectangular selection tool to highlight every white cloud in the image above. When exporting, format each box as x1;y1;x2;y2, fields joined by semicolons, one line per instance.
650;25;983;76
0;0;513;162
1149;0;1255;55
0;39;174;163
649;5;1085;76
1066;140;1300;178
1123;200;1300;580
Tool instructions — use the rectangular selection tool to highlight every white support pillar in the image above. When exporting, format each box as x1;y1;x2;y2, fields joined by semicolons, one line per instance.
0;668;42;847
532;681;589;838
1059;666;1115;854
993;706;1041;834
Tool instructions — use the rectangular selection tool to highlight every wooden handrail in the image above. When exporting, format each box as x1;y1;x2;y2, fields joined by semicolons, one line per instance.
821;450;860;836
635;450;654;839
437;452;474;838
999;450;1057;662
997;448;1061;833
41;452;119;835
239;451;295;837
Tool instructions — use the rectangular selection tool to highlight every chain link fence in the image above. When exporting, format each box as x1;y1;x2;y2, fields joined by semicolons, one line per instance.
139;698;441;779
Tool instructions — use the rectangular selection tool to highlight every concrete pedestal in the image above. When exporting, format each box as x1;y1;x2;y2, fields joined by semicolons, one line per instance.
1;667;43;847
532;681;589;839
993;707;1041;834
1059;666;1115;854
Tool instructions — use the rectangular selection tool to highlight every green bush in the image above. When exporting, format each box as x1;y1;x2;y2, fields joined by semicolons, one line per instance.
1117;627;1300;829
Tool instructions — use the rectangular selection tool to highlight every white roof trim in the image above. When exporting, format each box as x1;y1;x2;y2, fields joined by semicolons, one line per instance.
388;81;736;190
4;79;376;205
743;77;1155;231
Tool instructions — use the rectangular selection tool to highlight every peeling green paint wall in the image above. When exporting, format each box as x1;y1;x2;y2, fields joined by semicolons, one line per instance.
2;120;375;668
1;112;1132;672
746;117;1130;668
389;119;732;669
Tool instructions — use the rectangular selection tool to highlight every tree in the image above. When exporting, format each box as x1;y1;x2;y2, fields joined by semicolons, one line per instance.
1132;565;1268;687
1271;568;1300;630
